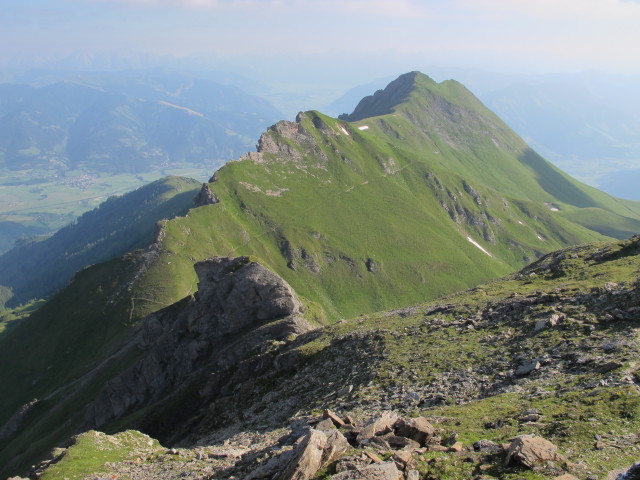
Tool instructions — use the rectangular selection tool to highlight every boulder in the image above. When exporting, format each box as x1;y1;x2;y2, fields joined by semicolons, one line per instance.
335;455;373;473
331;461;402;480
393;417;435;446
324;409;346;428
387;435;420;450
357;412;399;445
247;450;295;480
473;439;502;453
322;429;349;466
316;418;337;432
448;441;463;452
515;360;540;377
505;435;561;468
391;450;414;470
276;429;327;480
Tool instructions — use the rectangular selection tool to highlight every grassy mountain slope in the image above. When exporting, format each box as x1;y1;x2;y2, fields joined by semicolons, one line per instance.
1;71;640;475
0;176;200;308
344;73;640;228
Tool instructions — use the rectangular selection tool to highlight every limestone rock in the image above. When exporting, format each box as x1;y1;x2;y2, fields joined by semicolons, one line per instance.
322;429;349;466
405;470;420;480
505;435;561;468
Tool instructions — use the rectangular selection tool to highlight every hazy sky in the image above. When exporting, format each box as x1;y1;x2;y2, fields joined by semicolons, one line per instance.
4;0;640;77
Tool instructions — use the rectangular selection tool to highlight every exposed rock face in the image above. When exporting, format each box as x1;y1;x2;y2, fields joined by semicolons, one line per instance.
239;112;329;165
0;399;38;444
192;183;219;207
83;256;311;434
193;257;301;335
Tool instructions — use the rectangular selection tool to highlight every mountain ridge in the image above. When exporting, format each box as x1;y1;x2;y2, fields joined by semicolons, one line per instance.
1;71;640;477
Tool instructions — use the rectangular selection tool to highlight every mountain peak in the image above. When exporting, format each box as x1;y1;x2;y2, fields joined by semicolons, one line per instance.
341;71;432;121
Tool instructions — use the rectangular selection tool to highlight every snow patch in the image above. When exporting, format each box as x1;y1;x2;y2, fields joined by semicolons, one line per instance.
340;126;350;136
358;125;369;131
467;236;492;257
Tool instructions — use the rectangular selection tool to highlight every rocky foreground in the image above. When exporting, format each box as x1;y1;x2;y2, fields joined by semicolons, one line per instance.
21;409;640;480
8;236;640;479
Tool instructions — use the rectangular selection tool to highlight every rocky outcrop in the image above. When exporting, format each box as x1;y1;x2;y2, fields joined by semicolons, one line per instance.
239;112;329;165
193;183;219;207
193;257;301;335
83;256;312;434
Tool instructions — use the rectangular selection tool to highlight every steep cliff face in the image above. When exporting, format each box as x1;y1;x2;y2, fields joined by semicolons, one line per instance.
84;256;311;431
0;256;315;476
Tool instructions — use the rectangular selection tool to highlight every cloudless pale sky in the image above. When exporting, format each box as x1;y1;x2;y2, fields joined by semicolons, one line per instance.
4;0;640;78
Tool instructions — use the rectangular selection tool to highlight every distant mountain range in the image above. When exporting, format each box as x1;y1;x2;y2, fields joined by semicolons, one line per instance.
0;72;283;173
